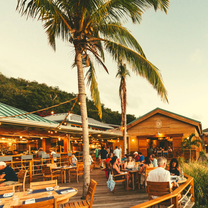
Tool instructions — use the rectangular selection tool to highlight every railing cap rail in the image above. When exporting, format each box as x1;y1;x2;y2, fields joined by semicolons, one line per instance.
131;174;193;208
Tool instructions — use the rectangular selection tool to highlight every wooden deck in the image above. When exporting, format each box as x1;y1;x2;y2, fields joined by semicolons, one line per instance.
26;168;148;208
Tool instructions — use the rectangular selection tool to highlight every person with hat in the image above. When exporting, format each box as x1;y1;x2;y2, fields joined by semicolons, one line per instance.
0;162;18;186
133;152;140;162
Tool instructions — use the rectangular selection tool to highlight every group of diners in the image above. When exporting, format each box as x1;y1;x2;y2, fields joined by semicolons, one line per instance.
104;149;181;190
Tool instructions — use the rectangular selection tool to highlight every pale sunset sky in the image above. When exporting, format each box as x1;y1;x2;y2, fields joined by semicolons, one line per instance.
0;1;208;128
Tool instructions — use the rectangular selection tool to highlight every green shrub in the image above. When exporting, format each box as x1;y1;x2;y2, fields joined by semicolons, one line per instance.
183;162;208;207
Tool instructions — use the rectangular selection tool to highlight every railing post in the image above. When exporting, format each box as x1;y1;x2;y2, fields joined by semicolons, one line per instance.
190;179;195;202
172;195;178;208
29;160;32;182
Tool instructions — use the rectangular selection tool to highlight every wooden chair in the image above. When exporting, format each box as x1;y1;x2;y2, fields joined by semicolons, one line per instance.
144;167;157;192
70;163;83;183
42;166;63;183
62;179;97;208
30;180;57;190
14;170;28;192
112;169;128;192
147;181;172;207
11;198;57;208
0;185;14;194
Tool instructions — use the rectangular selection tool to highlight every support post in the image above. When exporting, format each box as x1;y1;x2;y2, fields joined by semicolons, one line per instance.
29;160;32;182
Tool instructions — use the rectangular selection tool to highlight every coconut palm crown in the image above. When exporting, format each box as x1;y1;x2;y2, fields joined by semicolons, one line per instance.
181;133;203;162
16;0;169;196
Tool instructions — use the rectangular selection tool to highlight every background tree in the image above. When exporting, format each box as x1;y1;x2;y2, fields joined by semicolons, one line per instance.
181;133;202;162
116;61;130;154
16;0;169;196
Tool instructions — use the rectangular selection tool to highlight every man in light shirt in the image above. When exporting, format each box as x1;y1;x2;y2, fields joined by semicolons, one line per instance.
113;146;120;160
149;154;158;167
147;157;177;198
118;145;122;160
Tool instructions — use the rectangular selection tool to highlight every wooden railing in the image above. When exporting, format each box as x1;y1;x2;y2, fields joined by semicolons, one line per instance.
0;153;78;182
131;174;194;208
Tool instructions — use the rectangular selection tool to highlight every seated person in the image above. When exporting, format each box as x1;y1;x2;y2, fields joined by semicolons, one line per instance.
167;158;180;176
149;154;158;167
147;157;179;199
106;153;113;163
121;154;128;162
37;147;46;158
124;156;134;169
111;156;126;179
139;157;153;187
133;152;140;162
138;152;145;167
71;154;77;166
50;149;57;162
0;162;18;186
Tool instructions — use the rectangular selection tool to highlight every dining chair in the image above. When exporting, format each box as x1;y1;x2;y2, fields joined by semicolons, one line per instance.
30;180;57;190
62;179;97;208
11;198;57;208
42;165;63;183
0;185;15;195
14;169;28;192
112;169;128;192
144;167;157;192
70;163;83;183
147;181;172;207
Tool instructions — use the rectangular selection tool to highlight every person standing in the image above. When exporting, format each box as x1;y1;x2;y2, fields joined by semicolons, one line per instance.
113;146;120;160
118;145;122;160
100;146;108;168
95;146;99;159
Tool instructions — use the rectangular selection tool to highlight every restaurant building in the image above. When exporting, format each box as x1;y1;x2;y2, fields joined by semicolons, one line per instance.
127;108;203;160
0;102;122;154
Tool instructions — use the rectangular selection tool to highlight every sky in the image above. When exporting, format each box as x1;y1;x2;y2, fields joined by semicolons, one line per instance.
0;1;208;129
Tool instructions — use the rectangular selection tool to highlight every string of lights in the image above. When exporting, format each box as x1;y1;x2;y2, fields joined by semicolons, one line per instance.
0;96;78;119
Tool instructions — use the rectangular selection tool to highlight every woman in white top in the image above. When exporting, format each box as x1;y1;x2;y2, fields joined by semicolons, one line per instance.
139;157;153;186
124;156;134;169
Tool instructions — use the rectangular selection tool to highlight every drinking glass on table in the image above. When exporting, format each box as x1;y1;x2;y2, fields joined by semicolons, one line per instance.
47;191;53;198
27;188;32;195
54;185;59;191
13;193;19;201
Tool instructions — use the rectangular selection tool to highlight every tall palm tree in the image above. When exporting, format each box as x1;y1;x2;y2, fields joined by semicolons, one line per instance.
181;133;202;162
16;0;169;196
116;61;130;154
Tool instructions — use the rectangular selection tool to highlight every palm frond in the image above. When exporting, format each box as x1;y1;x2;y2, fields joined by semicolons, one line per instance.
97;22;146;57
105;40;168;102
85;62;102;119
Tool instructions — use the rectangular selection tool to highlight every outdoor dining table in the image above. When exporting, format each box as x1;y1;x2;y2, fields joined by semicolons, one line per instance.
1;186;78;208
51;165;77;183
124;168;141;190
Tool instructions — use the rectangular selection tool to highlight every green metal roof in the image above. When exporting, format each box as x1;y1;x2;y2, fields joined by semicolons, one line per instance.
127;107;201;126
0;102;58;125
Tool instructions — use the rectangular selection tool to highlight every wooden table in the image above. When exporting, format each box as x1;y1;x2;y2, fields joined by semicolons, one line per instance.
52;166;77;183
2;186;78;207
124;169;141;190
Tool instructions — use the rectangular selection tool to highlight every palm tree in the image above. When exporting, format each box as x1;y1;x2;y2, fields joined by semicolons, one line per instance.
181;133;202;162
116;61;130;154
16;0;169;196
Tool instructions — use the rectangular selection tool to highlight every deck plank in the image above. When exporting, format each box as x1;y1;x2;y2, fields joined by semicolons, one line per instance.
29;168;148;208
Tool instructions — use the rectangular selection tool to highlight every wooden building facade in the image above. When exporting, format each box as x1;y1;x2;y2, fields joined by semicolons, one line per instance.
127;108;203;160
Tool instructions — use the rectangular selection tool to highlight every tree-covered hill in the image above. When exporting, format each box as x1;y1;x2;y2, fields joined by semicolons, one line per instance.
0;73;136;125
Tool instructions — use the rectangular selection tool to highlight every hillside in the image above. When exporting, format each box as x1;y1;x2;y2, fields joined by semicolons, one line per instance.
0;73;136;125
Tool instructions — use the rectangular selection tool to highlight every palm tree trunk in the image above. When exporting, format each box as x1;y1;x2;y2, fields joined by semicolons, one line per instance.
123;83;127;154
76;50;90;197
123;114;127;154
